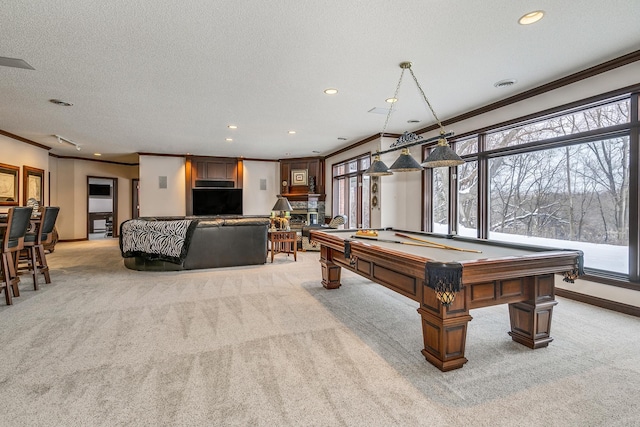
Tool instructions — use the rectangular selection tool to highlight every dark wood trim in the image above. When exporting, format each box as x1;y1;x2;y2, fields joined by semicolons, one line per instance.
477;134;488;239
448;162;457;235
131;178;140;219
325;133;401;159
22;165;45;206
0;162;20;206
630;91;640;281
49;153;138;166
58;238;88;242
242;157;280;163
0;129;51;150
279;155;325;162
185;157;193;216
556;288;640;317
137;152;186;158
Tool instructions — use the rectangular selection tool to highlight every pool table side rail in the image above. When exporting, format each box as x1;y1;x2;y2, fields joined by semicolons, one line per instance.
310;228;583;285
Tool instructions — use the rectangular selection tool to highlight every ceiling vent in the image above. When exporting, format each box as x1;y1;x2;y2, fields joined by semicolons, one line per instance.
494;79;517;88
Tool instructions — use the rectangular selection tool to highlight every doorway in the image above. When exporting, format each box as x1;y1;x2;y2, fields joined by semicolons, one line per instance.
87;176;118;240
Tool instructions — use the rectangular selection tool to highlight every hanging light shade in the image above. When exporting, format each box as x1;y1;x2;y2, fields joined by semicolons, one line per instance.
364;154;392;176
421;135;464;168
389;148;424;172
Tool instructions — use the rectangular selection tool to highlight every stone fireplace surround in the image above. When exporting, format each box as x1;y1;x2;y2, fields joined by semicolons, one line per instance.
287;200;325;233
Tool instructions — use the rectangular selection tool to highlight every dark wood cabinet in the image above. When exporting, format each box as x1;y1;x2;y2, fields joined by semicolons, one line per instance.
185;156;244;215
194;160;237;181
279;157;324;198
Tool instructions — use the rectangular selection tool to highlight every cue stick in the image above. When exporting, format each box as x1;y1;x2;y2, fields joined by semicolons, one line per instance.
395;232;483;253
350;235;442;248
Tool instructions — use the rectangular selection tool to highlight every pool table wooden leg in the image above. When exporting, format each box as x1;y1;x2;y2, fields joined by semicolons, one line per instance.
508;274;558;349
418;288;473;371
319;246;341;289
508;300;558;348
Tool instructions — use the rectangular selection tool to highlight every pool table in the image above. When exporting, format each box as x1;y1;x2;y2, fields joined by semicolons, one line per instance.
309;228;583;372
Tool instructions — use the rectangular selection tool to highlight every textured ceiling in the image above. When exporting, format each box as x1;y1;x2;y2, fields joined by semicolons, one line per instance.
2;1;640;162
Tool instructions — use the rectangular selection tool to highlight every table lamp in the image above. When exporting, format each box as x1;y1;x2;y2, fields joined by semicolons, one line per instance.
272;196;292;230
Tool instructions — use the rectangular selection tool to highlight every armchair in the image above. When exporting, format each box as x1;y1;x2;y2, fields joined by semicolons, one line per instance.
301;214;347;251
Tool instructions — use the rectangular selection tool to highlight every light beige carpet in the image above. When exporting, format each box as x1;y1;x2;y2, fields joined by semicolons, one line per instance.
0;239;639;426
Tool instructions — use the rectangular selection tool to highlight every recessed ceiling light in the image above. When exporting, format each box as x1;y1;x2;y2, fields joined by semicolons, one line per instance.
225;138;233;142
337;137;347;141
407;120;420;124
288;130;296;134
494;79;518;88
94;153;102;156
312;150;320;154
385;98;398;103
49;99;73;106
324;88;338;95
227;125;237;129
519;10;544;25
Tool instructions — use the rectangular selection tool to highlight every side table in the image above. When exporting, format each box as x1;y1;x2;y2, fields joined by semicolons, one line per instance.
268;230;297;263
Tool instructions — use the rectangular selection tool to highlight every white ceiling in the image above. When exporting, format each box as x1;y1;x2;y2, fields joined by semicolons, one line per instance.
2;1;640;163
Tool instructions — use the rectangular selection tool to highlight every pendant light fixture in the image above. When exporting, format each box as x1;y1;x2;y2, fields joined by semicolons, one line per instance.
364;61;463;175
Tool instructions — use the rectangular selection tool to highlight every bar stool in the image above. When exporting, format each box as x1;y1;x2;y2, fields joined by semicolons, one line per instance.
20;206;60;290
0;207;32;305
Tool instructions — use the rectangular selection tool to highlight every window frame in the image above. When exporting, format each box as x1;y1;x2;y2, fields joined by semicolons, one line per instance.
332;153;371;229
422;90;640;288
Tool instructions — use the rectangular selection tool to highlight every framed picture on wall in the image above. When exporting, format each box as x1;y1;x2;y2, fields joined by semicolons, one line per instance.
23;165;44;206
0;163;19;206
291;169;308;186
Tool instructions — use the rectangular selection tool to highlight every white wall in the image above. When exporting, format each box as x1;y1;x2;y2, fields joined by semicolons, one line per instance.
442;61;640;138
377;142;424;230
138;155;186;217
137;157;278;217
242;160;279;215
0;135;50;213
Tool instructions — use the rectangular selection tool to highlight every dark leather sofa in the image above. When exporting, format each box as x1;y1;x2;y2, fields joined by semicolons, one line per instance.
122;216;269;271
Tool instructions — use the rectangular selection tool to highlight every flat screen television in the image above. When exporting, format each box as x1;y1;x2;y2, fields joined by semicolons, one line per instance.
89;184;111;197
192;188;243;216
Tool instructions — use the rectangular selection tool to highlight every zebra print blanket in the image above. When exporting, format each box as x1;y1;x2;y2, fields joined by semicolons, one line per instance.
120;219;199;264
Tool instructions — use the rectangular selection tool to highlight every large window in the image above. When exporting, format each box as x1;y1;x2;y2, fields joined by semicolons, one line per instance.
425;94;637;280
456;138;479;238
332;154;371;229
488;136;629;273
432;166;449;234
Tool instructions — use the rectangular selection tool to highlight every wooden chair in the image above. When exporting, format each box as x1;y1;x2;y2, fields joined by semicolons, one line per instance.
18;206;60;290
1;207;32;305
